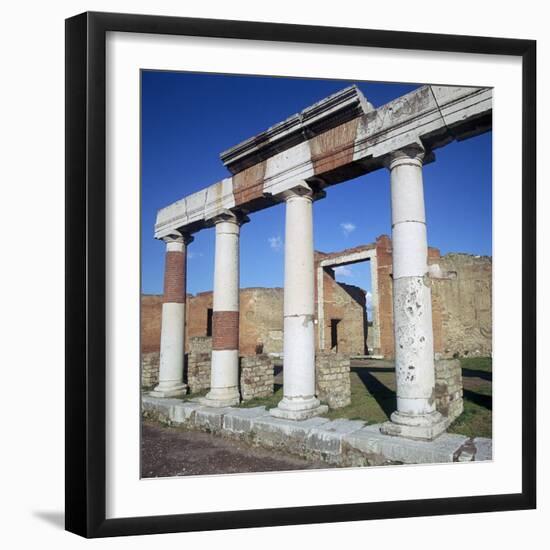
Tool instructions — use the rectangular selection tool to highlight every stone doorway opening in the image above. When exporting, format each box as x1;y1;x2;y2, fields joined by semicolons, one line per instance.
316;247;377;357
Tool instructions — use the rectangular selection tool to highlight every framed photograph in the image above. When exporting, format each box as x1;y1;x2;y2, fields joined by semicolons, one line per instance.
65;11;536;538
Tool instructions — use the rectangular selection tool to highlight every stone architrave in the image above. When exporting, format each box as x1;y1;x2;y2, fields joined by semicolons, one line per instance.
380;145;446;440
201;210;248;407
270;183;328;420
150;231;193;398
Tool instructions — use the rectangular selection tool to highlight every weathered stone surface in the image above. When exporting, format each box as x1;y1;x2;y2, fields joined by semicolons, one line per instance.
435;358;464;423
473;437;493;461
141;395;182;420
141;351;160;389
240;355;274;401
187;352;211;394
432;254;492;358
188;336;212;354
306;419;365;455
194;407;233;432
222;406;270;434
315;353;352;409
344;424;469;464
142;398;491;466
155;86;491;238
252;416;330;452
171;402;204;425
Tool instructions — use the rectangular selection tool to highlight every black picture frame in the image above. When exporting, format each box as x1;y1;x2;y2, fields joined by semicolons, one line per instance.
65;11;536;538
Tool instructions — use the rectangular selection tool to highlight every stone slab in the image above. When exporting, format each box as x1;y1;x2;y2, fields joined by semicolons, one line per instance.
473;437;493;461
306;419;366;455
141;396;183;419
171;402;205;424
270;403;329;420
252;416;330;449
141;397;493;467
194;407;234;432
222;407;270;434
344;424;470;464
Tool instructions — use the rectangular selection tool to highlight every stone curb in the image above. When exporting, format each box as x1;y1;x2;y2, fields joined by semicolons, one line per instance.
141;395;492;466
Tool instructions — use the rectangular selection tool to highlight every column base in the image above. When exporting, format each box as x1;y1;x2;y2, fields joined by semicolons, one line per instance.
200;387;240;408
270;396;328;421
380;410;447;441
149;383;187;398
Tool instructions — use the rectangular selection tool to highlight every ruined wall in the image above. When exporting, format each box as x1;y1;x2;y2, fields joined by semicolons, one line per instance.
141;240;492;366
141;295;163;354
432;254;492;358
316;267;367;355
240;355;274;401
315;353;352;409
187;352;211;394
239;288;284;356
374;235;395;358
435;358;464;423
141;351;160;389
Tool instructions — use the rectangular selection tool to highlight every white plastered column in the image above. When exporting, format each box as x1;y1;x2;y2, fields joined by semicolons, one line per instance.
150;232;193;398
271;183;328;420
201;211;247;407
380;145;446;440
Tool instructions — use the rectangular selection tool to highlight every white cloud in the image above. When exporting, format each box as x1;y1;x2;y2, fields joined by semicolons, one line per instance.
268;235;283;252
340;222;356;236
334;265;353;278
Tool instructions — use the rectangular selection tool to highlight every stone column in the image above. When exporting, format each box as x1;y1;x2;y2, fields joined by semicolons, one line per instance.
202;211;247;407
380;145;446;440
271;184;328;420
150;231;193;398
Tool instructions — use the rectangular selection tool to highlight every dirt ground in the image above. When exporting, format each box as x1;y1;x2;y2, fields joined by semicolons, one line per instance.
141;421;329;478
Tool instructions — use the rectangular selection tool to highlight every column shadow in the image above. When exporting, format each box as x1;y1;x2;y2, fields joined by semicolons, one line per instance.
274;365;283;392
351;366;397;419
462;389;492;410
462;368;492;382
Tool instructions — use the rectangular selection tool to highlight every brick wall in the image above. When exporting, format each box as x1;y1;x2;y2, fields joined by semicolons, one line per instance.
375;235;394;357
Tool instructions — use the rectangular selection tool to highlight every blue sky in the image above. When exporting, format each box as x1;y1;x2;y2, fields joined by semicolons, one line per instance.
141;71;492;300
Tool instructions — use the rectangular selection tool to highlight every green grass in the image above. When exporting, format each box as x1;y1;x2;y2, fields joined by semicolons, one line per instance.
234;357;492;438
239;387;283;410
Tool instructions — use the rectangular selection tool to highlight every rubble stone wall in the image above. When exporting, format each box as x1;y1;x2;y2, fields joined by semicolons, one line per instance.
315;353;352;409
240;355;274;401
187;353;211;394
435;358;464;423
141;351;160;389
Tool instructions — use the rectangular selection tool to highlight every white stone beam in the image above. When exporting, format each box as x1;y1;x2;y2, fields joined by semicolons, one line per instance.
155;85;492;238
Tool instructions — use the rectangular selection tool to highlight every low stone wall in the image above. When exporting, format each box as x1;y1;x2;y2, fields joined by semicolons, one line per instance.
187;353;211;394
189;336;212;354
315;353;351;409
141;351;160;389
240;355;274;401
435;359;464;423
142;396;492;466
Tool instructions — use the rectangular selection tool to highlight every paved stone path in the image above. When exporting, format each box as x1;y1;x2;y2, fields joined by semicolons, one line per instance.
141;421;329;478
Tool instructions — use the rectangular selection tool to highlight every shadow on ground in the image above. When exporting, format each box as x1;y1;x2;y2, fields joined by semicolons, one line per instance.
351;365;397;419
32;511;65;530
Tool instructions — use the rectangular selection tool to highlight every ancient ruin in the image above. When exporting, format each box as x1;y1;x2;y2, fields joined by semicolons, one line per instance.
147;84;492;442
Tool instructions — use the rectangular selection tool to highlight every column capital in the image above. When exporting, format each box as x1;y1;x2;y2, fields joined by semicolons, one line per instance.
385;143;429;170
278;182;326;203
211;209;250;227
161;230;194;246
